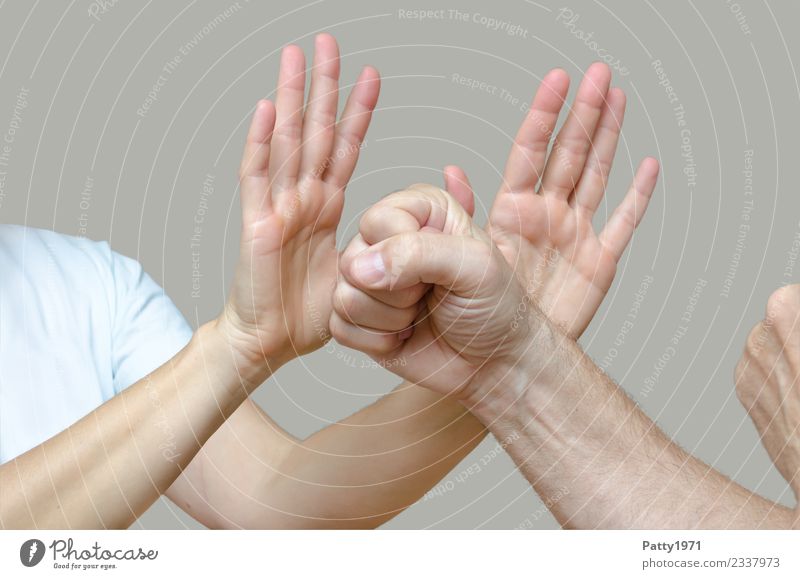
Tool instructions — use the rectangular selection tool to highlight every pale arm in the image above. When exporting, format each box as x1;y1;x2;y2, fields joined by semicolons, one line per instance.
167;383;485;528
0;321;269;529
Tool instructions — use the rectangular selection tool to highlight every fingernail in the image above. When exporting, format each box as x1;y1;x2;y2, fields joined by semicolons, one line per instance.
352;251;386;286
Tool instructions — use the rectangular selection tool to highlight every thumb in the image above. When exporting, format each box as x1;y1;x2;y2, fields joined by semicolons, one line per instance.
346;230;502;296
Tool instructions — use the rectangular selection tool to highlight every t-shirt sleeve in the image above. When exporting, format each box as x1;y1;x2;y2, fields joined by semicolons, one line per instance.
109;250;193;394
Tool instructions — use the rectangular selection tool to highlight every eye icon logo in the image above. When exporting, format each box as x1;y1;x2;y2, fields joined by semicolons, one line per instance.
20;539;45;567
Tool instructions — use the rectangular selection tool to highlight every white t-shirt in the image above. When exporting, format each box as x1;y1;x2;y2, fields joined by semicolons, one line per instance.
0;225;192;463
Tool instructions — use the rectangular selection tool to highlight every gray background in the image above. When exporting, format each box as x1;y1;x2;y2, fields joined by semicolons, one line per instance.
0;0;798;529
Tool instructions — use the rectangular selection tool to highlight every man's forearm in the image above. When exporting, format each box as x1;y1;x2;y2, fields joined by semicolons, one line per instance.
465;316;795;529
1;321;271;529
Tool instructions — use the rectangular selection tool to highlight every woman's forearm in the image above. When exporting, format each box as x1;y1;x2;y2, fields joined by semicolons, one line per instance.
283;383;487;527
172;382;487;529
0;321;270;529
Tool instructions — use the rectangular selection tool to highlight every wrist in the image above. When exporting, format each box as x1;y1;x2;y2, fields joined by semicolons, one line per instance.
208;308;287;390
461;308;608;457
461;308;560;423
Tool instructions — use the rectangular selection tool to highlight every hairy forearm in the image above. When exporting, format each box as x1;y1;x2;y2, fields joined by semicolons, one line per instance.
0;322;270;529
465;317;795;529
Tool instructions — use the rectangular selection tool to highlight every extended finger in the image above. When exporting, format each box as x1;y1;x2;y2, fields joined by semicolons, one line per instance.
269;45;306;193
238;100;276;217
501;68;570;194
539;63;611;199
598;157;660;260
300;34;341;178
323;66;381;190
570;87;626;217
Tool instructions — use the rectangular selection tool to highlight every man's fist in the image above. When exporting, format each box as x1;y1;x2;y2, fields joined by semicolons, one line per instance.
330;184;534;399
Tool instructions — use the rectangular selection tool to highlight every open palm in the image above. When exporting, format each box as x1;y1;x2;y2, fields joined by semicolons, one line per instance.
222;34;380;366
445;64;659;339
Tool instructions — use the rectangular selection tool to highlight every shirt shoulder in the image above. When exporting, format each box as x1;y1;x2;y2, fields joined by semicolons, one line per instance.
0;224;115;272
0;224;192;390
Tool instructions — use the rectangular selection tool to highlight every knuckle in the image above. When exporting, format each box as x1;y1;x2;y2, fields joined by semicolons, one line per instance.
237;162;256;182
515;129;550;155
390;285;426;309
734;362;757;406
734;357;749;392
273;120;303;142
766;285;800;337
611;204;637;230
373;338;398;356
340;234;365;269
336;127;361;151
766;286;792;320
734;379;749;404
553;134;591;158
399;305;419;327
385;234;422;278
338;249;353;276
378;306;413;333
327;313;347;343
405;183;451;209
359;204;385;233
585;153;613;180
355;329;397;357
332;282;357;318
745;323;765;353
406;182;444;195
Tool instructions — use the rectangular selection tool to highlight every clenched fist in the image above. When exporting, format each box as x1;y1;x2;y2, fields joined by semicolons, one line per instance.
330;184;535;400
